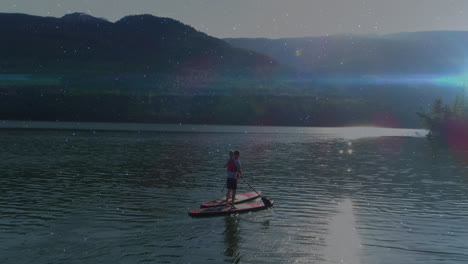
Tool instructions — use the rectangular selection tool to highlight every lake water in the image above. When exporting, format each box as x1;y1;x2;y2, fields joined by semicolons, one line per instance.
0;122;467;264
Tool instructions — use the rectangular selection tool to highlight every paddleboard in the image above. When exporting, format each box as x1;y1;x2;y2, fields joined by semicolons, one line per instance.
200;191;260;208
189;199;273;217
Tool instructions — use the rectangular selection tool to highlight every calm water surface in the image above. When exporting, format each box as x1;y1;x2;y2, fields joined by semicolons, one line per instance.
0;122;467;264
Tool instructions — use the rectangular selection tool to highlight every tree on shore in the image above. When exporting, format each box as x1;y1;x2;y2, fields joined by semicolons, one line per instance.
417;90;468;149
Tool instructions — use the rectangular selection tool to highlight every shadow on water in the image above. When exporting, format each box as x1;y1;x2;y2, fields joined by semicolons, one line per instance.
223;215;241;263
422;136;468;166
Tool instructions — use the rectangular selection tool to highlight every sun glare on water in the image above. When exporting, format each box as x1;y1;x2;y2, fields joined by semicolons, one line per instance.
324;199;362;264
315;126;426;140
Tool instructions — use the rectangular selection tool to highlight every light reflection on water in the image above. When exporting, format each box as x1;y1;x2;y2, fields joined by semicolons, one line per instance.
0;120;426;139
324;199;361;264
0;123;466;264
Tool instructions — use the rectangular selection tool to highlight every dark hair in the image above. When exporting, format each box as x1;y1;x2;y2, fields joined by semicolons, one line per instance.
229;150;234;156
234;150;240;156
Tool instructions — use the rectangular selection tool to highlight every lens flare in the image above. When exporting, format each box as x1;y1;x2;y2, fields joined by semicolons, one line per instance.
315;73;468;87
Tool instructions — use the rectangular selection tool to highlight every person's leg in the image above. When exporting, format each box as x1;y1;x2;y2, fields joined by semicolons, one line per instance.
232;190;237;207
226;189;231;206
231;182;237;209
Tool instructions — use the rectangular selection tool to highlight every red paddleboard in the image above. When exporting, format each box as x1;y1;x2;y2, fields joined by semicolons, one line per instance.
188;199;273;217
200;191;260;208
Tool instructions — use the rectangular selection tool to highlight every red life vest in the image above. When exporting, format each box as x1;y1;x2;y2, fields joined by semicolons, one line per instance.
227;159;237;172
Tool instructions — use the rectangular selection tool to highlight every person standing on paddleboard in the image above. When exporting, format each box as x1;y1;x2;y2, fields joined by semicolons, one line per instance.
225;150;242;209
222;150;234;193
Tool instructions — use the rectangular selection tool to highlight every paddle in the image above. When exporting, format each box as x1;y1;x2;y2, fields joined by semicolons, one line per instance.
240;176;273;208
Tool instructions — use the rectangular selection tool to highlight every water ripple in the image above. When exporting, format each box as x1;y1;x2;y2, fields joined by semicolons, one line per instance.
0;128;467;264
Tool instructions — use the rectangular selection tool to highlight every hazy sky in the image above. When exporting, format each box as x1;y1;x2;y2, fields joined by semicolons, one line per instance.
3;0;468;38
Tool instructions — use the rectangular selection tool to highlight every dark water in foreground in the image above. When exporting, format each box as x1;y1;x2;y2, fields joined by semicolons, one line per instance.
0;122;467;264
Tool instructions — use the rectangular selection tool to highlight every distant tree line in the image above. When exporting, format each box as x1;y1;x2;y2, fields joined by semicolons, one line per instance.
0;84;422;127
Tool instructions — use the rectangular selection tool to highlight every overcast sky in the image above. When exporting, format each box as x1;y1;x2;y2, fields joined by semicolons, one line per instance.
3;0;468;38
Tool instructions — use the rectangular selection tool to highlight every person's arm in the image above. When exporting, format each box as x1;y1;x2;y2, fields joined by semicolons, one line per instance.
236;160;243;178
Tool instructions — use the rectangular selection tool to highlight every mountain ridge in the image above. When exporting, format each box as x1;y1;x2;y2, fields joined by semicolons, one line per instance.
0;12;279;76
0;13;464;127
225;31;468;75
